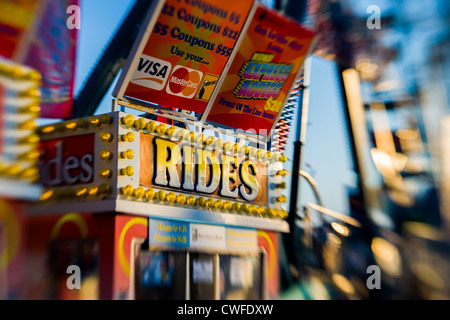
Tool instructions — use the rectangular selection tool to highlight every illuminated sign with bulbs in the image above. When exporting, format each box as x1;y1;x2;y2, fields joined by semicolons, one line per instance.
38;112;288;220
0;58;42;199
139;134;267;204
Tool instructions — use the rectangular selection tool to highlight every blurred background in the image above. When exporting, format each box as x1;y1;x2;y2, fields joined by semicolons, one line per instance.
1;0;450;300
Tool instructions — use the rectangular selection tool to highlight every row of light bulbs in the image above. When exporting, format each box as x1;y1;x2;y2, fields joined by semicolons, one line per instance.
0;59;41;183
119;185;288;219
0;163;39;182
119;114;288;164
40;183;112;201
39;114;289;165
38;114;114;135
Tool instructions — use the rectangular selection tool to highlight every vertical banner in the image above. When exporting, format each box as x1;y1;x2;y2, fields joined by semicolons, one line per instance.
24;0;79;119
203;3;316;134
0;0;41;59
114;0;255;115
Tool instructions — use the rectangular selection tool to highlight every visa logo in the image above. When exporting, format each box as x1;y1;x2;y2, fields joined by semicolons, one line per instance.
137;59;168;77
130;55;172;91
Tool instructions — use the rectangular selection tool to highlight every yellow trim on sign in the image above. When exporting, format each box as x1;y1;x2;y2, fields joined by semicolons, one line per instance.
0;200;20;271
118;218;148;277
50;212;88;240
257;230;276;280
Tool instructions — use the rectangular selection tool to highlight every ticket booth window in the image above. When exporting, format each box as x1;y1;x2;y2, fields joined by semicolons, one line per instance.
135;251;187;300
134;248;266;300
189;253;216;300
219;254;264;300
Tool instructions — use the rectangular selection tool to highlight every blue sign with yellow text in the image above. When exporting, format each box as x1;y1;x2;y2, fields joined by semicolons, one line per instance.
149;218;190;247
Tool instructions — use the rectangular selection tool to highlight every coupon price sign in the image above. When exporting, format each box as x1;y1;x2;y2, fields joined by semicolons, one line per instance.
203;3;316;135
114;0;254;115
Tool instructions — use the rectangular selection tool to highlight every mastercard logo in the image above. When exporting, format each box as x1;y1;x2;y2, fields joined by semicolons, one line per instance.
166;65;203;99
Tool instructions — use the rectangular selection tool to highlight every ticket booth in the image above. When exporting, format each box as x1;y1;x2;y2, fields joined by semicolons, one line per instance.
28;111;289;300
133;219;281;300
3;0;314;301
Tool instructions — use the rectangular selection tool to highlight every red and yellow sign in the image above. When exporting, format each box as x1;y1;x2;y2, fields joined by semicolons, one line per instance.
26;212;100;300
139;133;268;205
0;0;40;59
204;3;315;134
24;0;79;119
0;0;78;119
114;0;254;114
39;134;95;187
36;112;289;220
257;230;279;299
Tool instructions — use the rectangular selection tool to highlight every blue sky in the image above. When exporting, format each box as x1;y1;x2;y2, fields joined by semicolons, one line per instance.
298;57;357;218
72;0;357;217
74;0;136;114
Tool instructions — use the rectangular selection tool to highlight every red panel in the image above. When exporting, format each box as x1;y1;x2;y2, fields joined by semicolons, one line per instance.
25;212;99;299
23;0;79;118
112;215;148;300
257;230;279;299
39;133;95;187
0;199;26;299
